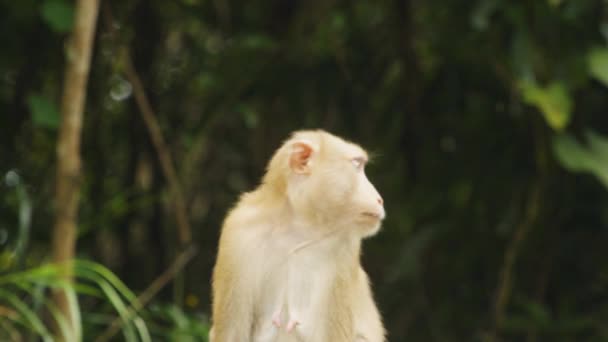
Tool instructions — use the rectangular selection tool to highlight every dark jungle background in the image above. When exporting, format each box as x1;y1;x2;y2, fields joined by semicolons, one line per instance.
1;0;608;341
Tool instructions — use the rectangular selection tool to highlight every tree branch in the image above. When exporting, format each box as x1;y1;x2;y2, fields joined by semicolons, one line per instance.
123;56;192;246
488;184;541;342
51;0;100;339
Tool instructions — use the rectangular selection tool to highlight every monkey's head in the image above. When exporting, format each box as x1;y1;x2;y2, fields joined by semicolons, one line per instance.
264;130;385;237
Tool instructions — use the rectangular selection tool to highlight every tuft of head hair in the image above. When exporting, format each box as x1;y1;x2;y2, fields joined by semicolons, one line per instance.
261;130;367;194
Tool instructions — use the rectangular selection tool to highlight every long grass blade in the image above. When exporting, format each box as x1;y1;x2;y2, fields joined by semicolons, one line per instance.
0;316;22;341
76;260;138;301
0;289;53;342
76;261;151;340
45;296;73;341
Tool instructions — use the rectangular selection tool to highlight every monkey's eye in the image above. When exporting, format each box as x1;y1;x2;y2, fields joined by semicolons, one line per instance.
351;158;365;170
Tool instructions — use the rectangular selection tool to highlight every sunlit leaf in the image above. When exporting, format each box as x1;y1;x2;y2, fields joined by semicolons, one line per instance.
553;134;593;172
40;0;74;33
521;81;572;131
0;263;60;285
588;47;608;87
553;132;608;189
27;94;60;129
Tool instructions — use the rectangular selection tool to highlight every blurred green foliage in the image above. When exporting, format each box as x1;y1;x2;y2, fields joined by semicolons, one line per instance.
1;0;608;340
28;94;60;129
40;0;74;33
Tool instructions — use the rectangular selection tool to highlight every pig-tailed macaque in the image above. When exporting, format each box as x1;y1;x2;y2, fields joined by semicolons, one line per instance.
210;130;386;342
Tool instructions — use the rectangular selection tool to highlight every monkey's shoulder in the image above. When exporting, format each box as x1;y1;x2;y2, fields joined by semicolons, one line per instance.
222;196;262;226
219;193;278;242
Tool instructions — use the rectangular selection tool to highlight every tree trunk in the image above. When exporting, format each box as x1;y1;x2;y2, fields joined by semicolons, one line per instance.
51;0;100;339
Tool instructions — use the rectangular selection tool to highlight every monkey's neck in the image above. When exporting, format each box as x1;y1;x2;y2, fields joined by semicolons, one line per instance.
253;188;362;256
288;227;359;254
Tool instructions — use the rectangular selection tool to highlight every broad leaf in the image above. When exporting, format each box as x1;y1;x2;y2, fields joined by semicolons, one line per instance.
521;81;572;131
588;47;608;87
553;132;608;189
553;134;593;172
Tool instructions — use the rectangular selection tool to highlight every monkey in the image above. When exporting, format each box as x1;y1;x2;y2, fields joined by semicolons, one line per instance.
210;130;386;342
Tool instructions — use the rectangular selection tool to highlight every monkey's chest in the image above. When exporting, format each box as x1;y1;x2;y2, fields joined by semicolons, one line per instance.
253;244;336;341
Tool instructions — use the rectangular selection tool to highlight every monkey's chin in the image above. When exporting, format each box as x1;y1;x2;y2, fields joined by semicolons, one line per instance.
355;218;382;238
362;222;382;238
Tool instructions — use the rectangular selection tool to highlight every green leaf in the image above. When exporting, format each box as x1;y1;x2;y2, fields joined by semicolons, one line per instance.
27;94;60;129
75;260;139;302
0;263;59;285
45;297;75;342
96;278;138;342
553;133;608;189
40;0;74;33
585;131;608;187
588;47;608;87
553;134;593;172
521;81;572;131
586;131;608;163
0;289;53;341
75;261;151;341
0;260;156;340
65;286;82;340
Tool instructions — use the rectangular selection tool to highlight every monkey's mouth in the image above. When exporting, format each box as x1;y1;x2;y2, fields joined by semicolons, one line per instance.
361;212;384;220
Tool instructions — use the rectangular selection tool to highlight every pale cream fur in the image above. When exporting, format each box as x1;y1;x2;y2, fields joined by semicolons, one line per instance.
210;130;385;342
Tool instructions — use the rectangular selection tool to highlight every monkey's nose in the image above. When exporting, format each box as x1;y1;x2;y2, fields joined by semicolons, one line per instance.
377;197;383;205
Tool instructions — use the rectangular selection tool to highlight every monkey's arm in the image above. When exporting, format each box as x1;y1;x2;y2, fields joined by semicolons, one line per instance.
352;267;385;342
211;233;256;341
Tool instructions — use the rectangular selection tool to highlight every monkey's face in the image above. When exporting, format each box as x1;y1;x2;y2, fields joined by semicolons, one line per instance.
318;152;385;237
347;163;385;237
286;133;385;237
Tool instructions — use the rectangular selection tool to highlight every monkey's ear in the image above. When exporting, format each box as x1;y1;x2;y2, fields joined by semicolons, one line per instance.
289;140;314;174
